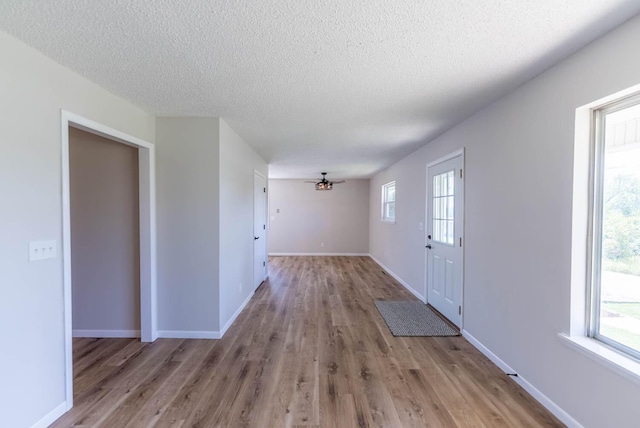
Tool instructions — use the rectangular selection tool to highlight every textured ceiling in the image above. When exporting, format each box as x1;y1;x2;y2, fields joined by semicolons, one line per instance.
1;1;639;179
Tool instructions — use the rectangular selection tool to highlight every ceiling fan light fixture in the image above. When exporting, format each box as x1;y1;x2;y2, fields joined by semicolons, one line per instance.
306;172;343;190
315;181;333;190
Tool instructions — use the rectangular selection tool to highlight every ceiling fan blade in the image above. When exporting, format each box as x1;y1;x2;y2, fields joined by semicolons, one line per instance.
331;180;346;184
304;181;317;183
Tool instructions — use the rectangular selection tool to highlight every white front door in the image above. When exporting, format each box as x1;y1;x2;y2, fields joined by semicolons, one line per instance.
426;154;464;327
253;172;267;289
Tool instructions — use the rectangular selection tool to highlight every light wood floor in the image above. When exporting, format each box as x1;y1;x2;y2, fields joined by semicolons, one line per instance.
53;256;562;427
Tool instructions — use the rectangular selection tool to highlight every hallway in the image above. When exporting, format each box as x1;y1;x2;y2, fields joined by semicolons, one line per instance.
52;256;561;427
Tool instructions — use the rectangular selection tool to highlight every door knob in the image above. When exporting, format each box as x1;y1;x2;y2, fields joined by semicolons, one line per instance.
425;245;432;249
254;236;259;240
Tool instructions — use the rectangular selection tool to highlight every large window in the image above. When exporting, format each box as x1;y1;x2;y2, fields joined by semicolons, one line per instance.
381;181;396;222
589;94;640;359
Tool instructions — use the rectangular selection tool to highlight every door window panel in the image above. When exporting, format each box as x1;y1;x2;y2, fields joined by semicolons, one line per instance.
433;170;455;245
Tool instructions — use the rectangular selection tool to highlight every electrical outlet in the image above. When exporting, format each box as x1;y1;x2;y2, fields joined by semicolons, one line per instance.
239;282;242;293
320;242;325;248
29;240;57;261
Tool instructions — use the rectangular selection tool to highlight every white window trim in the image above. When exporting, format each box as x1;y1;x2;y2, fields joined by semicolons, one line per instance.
568;82;640;383
558;334;640;385
381;181;396;223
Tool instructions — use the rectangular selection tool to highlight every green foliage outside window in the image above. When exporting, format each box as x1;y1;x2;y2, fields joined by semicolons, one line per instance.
602;173;640;276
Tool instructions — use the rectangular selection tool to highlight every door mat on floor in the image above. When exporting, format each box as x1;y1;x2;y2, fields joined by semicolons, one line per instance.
374;301;460;337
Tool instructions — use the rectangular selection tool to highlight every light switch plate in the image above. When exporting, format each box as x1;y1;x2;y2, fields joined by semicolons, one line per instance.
29;240;57;261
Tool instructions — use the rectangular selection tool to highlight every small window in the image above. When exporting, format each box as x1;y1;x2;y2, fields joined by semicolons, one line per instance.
432;169;455;245
589;93;640;359
381;181;396;222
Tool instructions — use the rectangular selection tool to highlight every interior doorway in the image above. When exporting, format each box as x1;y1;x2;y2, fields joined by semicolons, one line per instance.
426;150;465;328
61;110;157;411
253;171;267;289
69;127;141;338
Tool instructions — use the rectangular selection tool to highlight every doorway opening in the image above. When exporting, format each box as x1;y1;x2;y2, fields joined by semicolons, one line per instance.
425;149;465;328
69;127;141;338
61;110;157;411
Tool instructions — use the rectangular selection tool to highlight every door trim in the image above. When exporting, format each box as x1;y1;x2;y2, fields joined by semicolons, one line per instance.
61;110;158;410
424;148;465;328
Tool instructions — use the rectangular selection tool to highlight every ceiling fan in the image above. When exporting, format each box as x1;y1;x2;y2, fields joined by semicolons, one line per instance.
305;172;345;191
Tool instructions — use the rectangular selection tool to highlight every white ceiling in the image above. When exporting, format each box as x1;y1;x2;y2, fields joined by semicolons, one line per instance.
1;1;639;179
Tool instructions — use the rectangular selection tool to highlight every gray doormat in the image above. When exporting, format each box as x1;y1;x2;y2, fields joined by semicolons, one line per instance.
374;301;460;337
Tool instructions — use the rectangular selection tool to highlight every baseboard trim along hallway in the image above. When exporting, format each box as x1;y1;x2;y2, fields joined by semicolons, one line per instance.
462;329;582;428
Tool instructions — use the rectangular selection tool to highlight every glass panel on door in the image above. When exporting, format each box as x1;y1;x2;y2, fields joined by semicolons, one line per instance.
432;170;455;245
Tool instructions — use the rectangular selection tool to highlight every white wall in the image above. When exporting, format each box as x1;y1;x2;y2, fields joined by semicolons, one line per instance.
369;14;640;428
0;30;155;428
156;117;220;333
69;128;140;334
269;179;370;254
369;159;428;299
156;118;267;336
219;119;268;330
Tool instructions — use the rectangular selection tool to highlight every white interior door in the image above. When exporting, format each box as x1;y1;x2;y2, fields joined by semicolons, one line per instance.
426;154;463;327
253;172;267;289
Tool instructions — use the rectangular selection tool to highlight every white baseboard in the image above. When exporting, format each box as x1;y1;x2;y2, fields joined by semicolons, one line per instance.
268;252;369;256
156;291;255;340
368;254;426;302
462;330;582;428
219;290;255;338
72;329;141;338
31;401;67;428
157;330;220;339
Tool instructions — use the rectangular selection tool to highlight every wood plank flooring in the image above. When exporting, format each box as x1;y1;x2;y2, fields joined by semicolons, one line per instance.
52;256;563;427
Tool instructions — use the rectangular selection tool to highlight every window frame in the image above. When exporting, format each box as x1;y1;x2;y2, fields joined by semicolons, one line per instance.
381;181;396;223
564;83;640;383
586;92;640;361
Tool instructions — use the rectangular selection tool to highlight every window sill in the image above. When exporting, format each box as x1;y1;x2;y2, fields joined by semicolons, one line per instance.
380;219;396;224
558;333;640;386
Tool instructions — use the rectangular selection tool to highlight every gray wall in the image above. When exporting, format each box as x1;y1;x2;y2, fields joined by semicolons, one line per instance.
69;128;140;334
369;14;640;427
269;179;369;254
0;30;155;428
219;119;268;328
156;117;220;332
